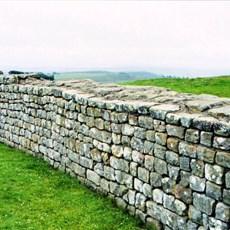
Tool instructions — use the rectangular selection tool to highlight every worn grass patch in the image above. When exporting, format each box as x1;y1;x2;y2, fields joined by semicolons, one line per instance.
0;143;146;230
121;76;230;98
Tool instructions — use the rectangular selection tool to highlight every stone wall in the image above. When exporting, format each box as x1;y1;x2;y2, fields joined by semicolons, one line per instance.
0;75;229;229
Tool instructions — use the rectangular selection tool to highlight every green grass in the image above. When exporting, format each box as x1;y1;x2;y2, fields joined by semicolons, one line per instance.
0;143;146;230
121;76;230;98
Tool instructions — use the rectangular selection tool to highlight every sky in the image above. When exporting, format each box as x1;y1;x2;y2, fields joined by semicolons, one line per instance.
0;1;230;76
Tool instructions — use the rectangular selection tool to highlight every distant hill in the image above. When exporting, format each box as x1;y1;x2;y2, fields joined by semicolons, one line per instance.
54;71;162;83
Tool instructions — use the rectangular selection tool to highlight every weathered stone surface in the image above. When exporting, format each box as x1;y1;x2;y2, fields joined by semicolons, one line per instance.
206;181;222;200
226;171;230;188
185;129;199;144
155;132;167;146
216;151;230;168
130;137;144;152
168;165;180;180
200;131;213;147
132;150;144;165
208;105;230;119
138;167;149;183
166;151;179;166
150;104;180;120
197;146;215;163
87;170;101;186
213;121;230;137
188;205;202;225
138;116;154;129
180;156;191;171
155;158;167;175
193;193;215;215
189;175;206;192
150;172;162;187
213;136;230;150
162;177;175;194
215;202;230;222
110;156;129;173
144;155;155;171
152;188;163;204
167;137;179;152
223;189;230;205
174;184;192;204
166;125;185;139
190;159;204;177
205;164;224;185
179;142;197;158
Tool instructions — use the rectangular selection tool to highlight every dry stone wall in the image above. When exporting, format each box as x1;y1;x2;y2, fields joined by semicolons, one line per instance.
0;75;229;229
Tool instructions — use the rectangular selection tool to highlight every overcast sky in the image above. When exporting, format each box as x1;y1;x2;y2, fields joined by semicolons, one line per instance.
0;1;230;76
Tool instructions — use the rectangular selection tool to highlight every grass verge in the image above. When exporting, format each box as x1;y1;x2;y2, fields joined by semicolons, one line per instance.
0;143;146;230
121;76;230;98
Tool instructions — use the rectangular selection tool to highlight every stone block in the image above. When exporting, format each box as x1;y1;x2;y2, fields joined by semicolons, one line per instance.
154;144;166;159
197;145;215;163
185;129;199;143
189;175;206;192
162;177;175;194
155;132;167;146
144;155;155;171
168;165;180;180
216;151;230;168
200;131;213;147
150;172;162;187
132;150;144;165
223;189;230;205
226;171;230;188
134;178;143;193
174;184;192;204
167;137;179;152
165;151;179;166
206;181;222;200
188;205;202;225
135;193;147;212
153;188;164;204
143;140;154;155
111;145;124;158
205;163;224;185
213;136;230;151
193;193;215;215
155;158;167;175
179;141;197;158
138;116;154;129
166;124;185;139
87;170;101;186
215;202;230;222
146;130;155;142
115;170;133;188
130;137;144;152
110;156;129;173
180;156;191;171
134;127;146;139
143;183;152;198
138;167;149;183
190;159;204;177
121;124;134;136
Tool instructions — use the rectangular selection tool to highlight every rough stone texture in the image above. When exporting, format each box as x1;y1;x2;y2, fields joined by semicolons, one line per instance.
0;76;229;230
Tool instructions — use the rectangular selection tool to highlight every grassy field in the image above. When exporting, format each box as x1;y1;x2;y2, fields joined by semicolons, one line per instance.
121;76;230;98
0;143;147;230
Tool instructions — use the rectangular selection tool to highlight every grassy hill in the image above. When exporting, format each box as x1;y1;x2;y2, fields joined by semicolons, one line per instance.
54;71;162;83
121;76;230;98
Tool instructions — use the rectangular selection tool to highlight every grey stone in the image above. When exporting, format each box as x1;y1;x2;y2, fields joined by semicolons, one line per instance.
123;147;132;160
213;121;230;137
192;117;216;132
110;156;129;173
179;170;190;187
135;193;146;211
128;114;138;125
146;201;163;221
208;105;230;119
216;151;230;168
166;151;179;166
146;130;155;142
138;167;149;183
134;178;143;193
153;119;166;132
154;144;166;159
208;217;229;230
190;159;204;177
130;137;144;152
100;178;110;192
163;193;175;212
115;197;127;209
111;145;124;158
166;124;185;139
166;113;181;125
215;202;230;222
144;155;155;171
189;175;206;192
130;162;138;177
138;116;154;129
179;142;197;158
87;170;101;186
226;171;230;188
168;165;180;180
155;132;167;146
205;164;223;185
206;181;222;200
150;172;162;187
180;156;191;171
155;158;167;175
79;156;93;169
185;129;199;143
162;177;176;194
167;137;179;152
104;166;115;181
121;124;134;136
174;199;187;215
223;189;230;205
134;127;146;139
152;188;163;204
187;220;198;230
213;136;230;150
200;131;213;147
143;183;152;198
150;104;180;120
193;193;215;215
197;146;215;163
174;184;192;204
143;140;154;155
132;150;144;165
115;170;133;188
188;205;202;225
